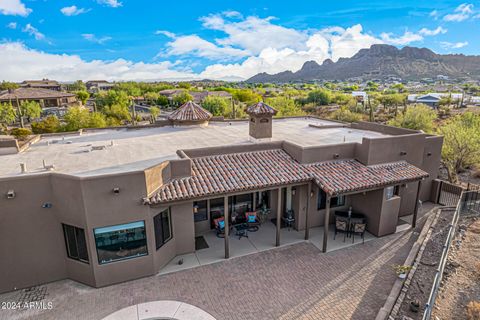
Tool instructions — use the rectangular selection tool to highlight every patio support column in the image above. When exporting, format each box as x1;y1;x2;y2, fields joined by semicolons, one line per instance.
252;192;256;211
305;183;312;240
224;196;229;259
412;180;423;229
276;187;282;247
322;194;331;253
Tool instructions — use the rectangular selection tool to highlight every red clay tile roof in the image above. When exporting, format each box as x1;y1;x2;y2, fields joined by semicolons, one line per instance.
168;101;212;122
0;88;75;100
143;151;429;204
246;102;277;115
307;160;429;196
144;149;310;204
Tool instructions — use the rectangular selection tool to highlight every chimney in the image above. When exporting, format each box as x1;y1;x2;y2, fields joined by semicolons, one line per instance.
246;102;277;141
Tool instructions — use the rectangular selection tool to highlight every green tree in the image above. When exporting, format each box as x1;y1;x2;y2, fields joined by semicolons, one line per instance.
0;81;19;90
178;82;192;90
75;90;90;105
95;90;130;110
306;89;332;106
232;89;262;105
87;112;107;128
0;103;16;125
172;91;193;105
330;106;363;123
67;80;87;92
149;106;160;123
64;106;91;131
31;115;61;133
103;104;131;122
440;112;480;183
157;94;169;106
144;92;160;105
18;100;41;126
387;104;436;132
202;96;229;116
265;97;305;117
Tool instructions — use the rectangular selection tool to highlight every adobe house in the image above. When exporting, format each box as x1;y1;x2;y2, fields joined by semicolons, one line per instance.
0;103;443;293
0;87;78;108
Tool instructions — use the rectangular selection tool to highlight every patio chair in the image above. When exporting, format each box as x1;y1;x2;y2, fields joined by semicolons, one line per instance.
245;211;260;232
214;217;226;238
282;209;295;231
351;222;366;244
334;216;348;242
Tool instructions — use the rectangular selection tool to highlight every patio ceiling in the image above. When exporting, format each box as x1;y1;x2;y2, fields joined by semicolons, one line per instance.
143;149;429;205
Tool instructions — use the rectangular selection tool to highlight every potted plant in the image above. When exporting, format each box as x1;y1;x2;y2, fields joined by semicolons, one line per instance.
393;264;412;279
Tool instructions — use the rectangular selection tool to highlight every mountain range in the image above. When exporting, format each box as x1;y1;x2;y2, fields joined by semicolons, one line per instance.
246;44;480;83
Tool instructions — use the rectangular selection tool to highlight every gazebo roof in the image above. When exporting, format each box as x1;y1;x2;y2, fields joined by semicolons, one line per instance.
168;101;212;122
246;102;277;116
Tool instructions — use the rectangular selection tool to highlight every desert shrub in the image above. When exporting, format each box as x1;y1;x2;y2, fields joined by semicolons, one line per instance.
330;106;363;123
31;116;61;133
467;301;480;320
10;127;32;140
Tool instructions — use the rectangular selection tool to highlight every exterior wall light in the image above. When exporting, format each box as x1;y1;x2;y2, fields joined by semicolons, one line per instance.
427;152;432;156
113;187;120;194
310;190;315;198
333;153;340;159
400;151;407;156
6;190;15;199
292;187;296;196
193;205;198;213
42;203;53;208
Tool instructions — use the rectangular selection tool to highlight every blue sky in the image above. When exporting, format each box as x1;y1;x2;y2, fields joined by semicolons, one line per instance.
0;0;479;81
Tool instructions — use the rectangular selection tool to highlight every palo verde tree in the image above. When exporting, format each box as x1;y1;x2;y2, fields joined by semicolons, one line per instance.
387;104;436;133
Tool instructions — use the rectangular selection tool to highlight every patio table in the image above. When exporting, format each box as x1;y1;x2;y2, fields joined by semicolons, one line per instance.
233;223;249;239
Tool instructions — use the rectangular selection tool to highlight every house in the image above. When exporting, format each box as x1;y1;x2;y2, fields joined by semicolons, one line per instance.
86;80;115;93
21;79;62;91
351;91;368;102
0;87;78;108
0;104;443;294
411;92;463;108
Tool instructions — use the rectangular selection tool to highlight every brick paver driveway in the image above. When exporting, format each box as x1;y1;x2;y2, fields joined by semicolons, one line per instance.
0;228;418;320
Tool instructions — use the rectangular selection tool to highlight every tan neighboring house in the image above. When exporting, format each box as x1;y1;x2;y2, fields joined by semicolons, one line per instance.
0;87;78;108
86;80;115;93
0;102;443;294
21;79;62;91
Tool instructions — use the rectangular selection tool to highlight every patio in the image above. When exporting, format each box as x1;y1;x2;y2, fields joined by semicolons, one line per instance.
159;221;376;275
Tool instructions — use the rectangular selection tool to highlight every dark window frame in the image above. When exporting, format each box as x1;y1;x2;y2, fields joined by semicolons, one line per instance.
154;209;172;250
62;224;89;264
317;188;346;210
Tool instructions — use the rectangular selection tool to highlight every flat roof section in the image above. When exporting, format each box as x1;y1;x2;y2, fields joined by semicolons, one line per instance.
0;118;388;177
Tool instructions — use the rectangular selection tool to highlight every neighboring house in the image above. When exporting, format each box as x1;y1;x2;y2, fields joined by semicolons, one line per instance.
0;88;78;108
159;89;232;104
0;103;443;294
352;91;368;102
411;92;463;108
86;80;115;93
21;79;62;91
469;96;480;105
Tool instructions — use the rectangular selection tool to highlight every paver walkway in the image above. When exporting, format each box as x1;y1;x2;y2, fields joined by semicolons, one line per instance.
0;227;419;320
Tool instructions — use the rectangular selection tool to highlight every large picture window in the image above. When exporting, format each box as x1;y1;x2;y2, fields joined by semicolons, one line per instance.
63;224;89;263
93;221;147;265
317;189;346;210
154;209;172;250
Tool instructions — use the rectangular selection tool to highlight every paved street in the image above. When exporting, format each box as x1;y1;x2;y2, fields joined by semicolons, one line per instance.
0;228;418;320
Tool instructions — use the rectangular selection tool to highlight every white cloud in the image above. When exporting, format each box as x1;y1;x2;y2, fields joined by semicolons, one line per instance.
440;41;468;49
380;31;423;45
0;0;31;16
0;42;198;82
60;6;90;16
82;34;112;44
419;26;447;36
6;22;17;29
443;3;474;22
161;35;249;61
154;30;176;38
430;10;439;19
22;24;45;40
326;24;382;61
97;0;122;8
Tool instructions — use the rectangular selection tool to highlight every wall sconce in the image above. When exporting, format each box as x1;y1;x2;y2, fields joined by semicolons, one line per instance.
6;190;15;199
310;190;314;198
292;187;296;196
113;187;120;194
42;202;53;208
427;152;432;156
333;153;340;159
400;151;407;156
193;204;198;213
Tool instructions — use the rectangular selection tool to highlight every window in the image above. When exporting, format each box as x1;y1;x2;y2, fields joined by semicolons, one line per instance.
385;186;400;200
94;221;147;265
193;200;208;222
317;189;346;210
154;209;172;249
62;224;89;263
